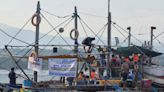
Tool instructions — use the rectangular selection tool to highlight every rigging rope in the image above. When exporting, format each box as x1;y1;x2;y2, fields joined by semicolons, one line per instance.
79;18;89;37
154;37;164;50
39;16;74;54
96;23;108;44
38;16;73;41
112;21;143;45
78;17;106;45
153;31;164;40
79;12;107;18
6;17;32;45
0;17;32;55
0;28;30;45
41;9;72;18
39;34;58;55
112;23;127;39
119;37;128;46
40;13;73;50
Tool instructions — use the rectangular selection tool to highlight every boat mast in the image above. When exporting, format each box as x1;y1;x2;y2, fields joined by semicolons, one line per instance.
74;6;79;76
107;0;111;50
107;0;111;78
34;1;40;82
127;27;131;47
150;26;156;50
74;6;78;53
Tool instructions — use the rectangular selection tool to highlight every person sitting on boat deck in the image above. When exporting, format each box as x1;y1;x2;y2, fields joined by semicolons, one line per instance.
127;70;135;81
126;70;135;88
82;37;95;53
90;69;98;84
90;69;98;80
67;77;74;86
8;67;17;85
77;71;86;85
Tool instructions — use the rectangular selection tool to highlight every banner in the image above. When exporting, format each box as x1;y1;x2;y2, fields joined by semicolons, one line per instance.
28;57;42;72
48;58;77;77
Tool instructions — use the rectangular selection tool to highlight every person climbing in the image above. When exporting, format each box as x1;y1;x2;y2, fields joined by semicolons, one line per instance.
8;67;17;85
82;37;95;53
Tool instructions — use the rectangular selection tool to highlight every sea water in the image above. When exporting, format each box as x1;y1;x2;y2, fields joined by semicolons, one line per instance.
0;69;59;84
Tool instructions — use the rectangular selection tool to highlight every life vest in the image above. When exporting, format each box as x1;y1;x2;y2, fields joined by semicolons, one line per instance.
124;57;130;62
133;54;139;62
90;71;96;80
111;57;117;62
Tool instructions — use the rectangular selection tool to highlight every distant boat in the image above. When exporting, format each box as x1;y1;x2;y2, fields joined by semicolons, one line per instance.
115;45;164;86
143;54;164;87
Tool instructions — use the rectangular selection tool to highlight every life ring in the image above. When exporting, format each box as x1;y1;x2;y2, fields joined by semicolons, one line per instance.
31;13;41;26
70;29;79;40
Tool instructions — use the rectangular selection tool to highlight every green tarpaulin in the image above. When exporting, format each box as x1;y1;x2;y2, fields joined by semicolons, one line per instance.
115;45;162;57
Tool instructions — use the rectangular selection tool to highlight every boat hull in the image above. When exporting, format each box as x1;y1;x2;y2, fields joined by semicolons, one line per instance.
143;65;164;86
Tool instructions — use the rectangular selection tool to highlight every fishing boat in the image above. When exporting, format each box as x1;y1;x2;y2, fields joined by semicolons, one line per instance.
1;1;164;92
115;27;164;87
2;1;123;92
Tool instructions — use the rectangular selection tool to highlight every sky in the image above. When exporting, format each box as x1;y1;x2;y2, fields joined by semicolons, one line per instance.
0;0;164;51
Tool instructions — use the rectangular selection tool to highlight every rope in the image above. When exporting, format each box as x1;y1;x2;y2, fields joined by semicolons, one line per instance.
0;28;30;45
153;31;164;40
154;37;164;50
78;17;106;45
39;17;74;54
38;15;73;41
112;23;127;39
0;17;32;56
119;37;128;46
112;21;143;45
79;12;107;18
40;13;73;50
41;9;72;18
6;17;32;46
95;23;108;44
79;17;89;37
39;33;58;55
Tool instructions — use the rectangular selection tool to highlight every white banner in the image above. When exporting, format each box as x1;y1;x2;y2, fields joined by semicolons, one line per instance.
28;57;42;72
48;58;77;77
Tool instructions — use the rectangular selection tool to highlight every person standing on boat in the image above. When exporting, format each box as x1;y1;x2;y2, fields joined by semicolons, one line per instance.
8;67;17;85
98;46;106;66
82;37;95;53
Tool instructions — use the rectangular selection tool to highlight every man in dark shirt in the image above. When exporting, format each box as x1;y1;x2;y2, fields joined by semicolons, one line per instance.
82;37;95;53
8;67;17;85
